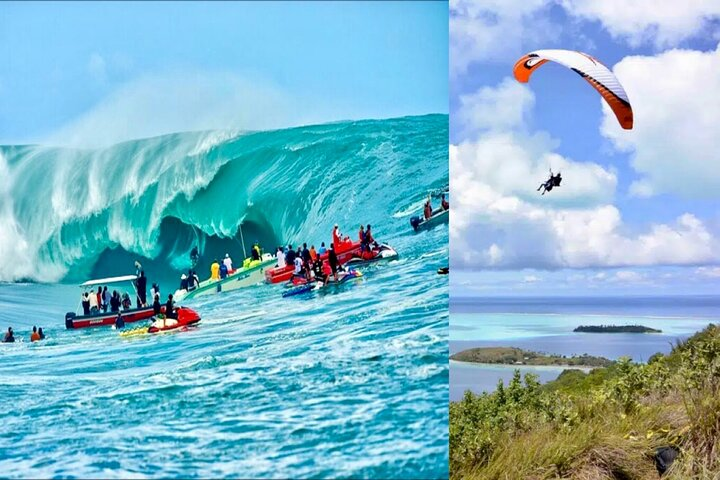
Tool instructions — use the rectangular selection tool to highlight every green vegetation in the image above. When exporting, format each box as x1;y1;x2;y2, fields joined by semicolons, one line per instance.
451;346;613;368
450;324;720;479
574;325;662;333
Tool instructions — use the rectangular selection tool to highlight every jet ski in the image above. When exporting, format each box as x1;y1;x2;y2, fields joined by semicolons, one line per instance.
282;270;363;298
344;243;398;266
119;307;201;337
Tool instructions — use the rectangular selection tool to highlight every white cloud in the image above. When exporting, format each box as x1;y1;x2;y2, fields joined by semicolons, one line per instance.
455;78;535;137
451;75;720;271
43;70;353;148
450;0;556;76
602;46;720;198
697;266;720;278
523;274;540;283
562;0;720;48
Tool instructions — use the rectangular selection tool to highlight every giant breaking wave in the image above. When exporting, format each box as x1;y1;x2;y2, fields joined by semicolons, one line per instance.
0;115;448;284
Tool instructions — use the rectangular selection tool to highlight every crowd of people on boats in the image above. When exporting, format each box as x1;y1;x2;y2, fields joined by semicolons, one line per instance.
3;325;45;343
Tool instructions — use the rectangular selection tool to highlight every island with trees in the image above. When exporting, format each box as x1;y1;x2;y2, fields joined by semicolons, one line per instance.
450;347;613;368
573;324;662;333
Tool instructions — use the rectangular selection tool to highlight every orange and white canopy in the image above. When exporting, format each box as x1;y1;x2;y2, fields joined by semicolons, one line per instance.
513;49;633;130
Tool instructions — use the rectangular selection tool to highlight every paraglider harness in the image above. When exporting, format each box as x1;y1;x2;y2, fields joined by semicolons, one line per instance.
538;169;562;195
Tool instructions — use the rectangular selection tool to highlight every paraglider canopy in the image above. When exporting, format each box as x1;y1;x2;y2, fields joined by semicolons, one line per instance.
513;49;633;130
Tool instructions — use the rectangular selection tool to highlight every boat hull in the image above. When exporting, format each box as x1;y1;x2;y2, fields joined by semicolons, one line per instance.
65;305;164;329
174;257;275;301
410;209;449;232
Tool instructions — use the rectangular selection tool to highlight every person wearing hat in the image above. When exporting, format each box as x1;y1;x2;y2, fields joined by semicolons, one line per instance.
223;253;233;273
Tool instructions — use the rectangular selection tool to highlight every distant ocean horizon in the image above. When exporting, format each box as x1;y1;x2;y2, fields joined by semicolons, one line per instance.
450;294;719;401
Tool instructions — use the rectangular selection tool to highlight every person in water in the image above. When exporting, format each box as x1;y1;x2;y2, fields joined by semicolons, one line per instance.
441;194;449;211
3;327;15;343
223;253;233;273
38;327;45;340
276;246;286;268
152;294;162;315
136;270;147;307
30;326;40;342
318;242;327;255
210;259;220;280
115;313;125;330
328;245;340;282
165;294;176;319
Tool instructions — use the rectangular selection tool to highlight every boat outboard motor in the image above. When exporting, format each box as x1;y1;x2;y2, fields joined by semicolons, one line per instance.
410;216;421;231
65;312;76;330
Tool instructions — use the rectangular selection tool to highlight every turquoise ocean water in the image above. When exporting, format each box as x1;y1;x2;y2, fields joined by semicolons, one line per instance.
450;296;720;401
0;115;449;478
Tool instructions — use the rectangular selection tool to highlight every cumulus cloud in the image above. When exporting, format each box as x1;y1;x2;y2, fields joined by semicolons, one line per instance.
601;46;720;198
450;0;556;76
43;70;347;148
562;0;720;48
451;76;720;271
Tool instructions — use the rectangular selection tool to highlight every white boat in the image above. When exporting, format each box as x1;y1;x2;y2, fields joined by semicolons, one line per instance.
173;254;275;302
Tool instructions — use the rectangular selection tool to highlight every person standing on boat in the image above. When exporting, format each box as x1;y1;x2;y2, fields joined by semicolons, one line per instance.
136;271;147;308
365;225;376;249
110;291;120;312
219;260;228;279
277;246;286;268
180;274;189;291
318;242;327;255
102;286;110;313
223;253;233;273
332;224;341;249
424;197;433;220
293;255;304;279
252;243;261;261
82;292;90;315
88;289;99;314
286;245;296;267
328;245;340;282
441;194;449;211
309;245;317;262
210;259;220;281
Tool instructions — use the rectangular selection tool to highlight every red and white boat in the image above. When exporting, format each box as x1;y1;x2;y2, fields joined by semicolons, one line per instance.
264;242;398;284
65;275;163;329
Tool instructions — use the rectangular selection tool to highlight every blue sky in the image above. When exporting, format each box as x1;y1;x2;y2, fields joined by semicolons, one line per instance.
0;1;448;145
450;1;720;296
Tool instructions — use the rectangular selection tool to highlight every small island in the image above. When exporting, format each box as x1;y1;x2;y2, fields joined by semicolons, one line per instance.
450;347;613;368
573;325;662;334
